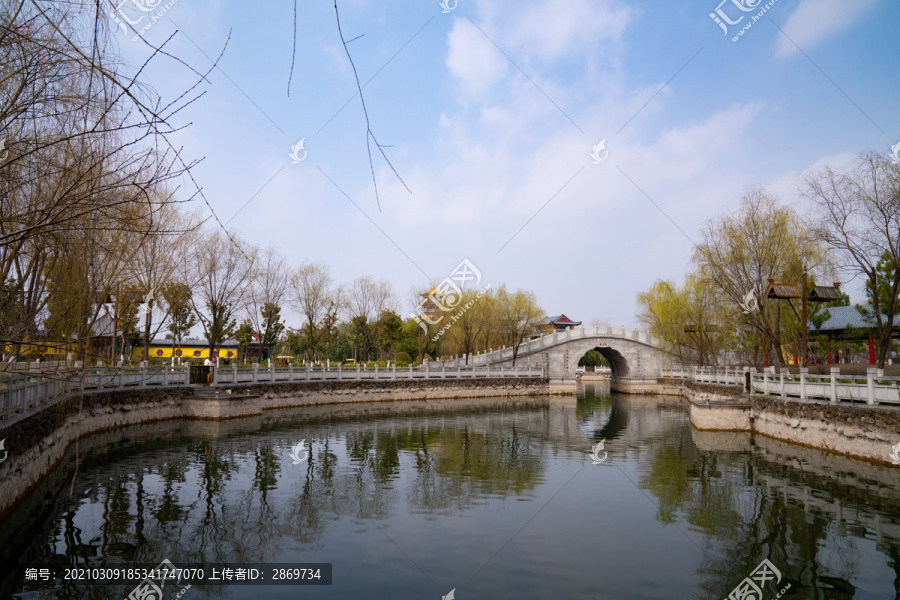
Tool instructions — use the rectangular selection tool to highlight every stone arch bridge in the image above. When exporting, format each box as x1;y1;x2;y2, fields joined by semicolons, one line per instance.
436;325;669;392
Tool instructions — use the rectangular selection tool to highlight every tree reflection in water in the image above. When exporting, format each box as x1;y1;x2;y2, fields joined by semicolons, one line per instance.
2;391;900;599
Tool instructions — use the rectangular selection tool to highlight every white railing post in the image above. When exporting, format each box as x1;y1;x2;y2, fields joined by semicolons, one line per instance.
375;364;379;380
799;368;807;401
140;364;146;388
867;368;877;405
392;364;396;380
830;367;839;404
252;363;258;383
289;363;294;382
338;364;342;381
270;362;275;382
306;364;310;382
232;363;237;384
762;368;767;395
780;368;786;399
410;363;414;379
441;363;446;379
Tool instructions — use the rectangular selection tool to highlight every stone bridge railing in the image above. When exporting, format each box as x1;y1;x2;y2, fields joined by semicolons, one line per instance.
437;325;661;367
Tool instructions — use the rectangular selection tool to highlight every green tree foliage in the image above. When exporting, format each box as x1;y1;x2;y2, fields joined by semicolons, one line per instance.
692;188;828;367
259;302;286;359
235;319;255;363
376;309;403;360
577;350;609;368
162;282;196;347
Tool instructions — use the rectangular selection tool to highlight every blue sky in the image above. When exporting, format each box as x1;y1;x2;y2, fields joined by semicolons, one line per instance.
114;0;899;328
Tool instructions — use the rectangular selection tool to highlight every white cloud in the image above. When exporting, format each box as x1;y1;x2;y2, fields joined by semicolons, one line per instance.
776;0;877;57
475;0;633;65
446;19;509;98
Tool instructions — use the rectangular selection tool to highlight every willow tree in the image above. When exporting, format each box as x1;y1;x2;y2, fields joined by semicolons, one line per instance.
637;273;735;366
495;285;543;366
693;188;829;367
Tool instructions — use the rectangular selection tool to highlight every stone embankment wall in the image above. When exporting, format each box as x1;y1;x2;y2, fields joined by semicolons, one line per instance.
751;396;900;465
660;379;900;466
0;378;547;518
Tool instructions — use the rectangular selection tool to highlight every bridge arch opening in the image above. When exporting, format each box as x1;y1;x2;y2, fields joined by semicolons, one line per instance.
579;347;629;378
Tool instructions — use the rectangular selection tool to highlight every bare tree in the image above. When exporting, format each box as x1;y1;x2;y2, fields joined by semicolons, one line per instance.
803;152;900;368
246;246;290;359
186;230;256;360
347;276;394;361
124;204;201;361
693;188;829;367
0;0;219;363
291;261;335;362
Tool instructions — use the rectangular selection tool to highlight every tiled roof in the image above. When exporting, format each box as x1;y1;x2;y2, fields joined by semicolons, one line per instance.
767;282;801;299
149;337;239;347
809;305;899;331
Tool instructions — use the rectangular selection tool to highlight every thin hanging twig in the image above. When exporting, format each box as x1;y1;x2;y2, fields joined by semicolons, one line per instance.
287;0;297;96
333;0;411;210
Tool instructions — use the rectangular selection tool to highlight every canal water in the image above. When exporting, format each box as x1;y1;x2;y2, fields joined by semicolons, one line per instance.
2;383;900;599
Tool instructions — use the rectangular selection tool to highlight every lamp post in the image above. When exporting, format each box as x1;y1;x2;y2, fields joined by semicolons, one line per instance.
801;265;808;368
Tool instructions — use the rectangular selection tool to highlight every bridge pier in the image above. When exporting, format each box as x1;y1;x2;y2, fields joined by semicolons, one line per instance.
610;378;662;394
548;379;578;394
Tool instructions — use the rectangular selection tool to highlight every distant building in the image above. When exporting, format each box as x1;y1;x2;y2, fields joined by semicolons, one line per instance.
417;286;442;320
807;305;899;363
133;337;240;361
532;314;582;338
809;305;899;335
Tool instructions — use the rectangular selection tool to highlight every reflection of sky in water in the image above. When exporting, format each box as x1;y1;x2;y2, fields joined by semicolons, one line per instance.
3;386;900;599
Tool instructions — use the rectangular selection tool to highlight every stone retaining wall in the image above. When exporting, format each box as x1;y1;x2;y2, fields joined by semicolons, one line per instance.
751;396;900;465
662;379;900;466
0;378;547;518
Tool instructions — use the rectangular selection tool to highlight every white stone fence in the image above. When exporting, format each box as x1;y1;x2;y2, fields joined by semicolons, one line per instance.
1;363;545;424
662;366;747;386
662;366;900;406
1;365;189;423
213;363;544;385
